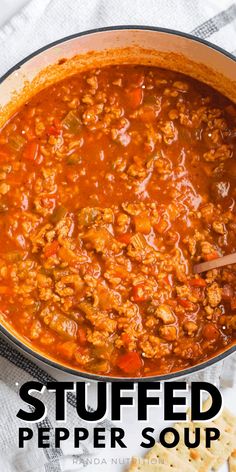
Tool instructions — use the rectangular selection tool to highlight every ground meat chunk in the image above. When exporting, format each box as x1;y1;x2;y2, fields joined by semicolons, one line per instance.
207;282;222;307
201;203;215;222
82;227;122;255
127;232;158;264
205;269;218;283
116;212;130;233
0;183;10;194
95;284;121;310
86;330;111;347
176;284;191;299
78;207;114;228
212;221;225;235
140;335;170;358
220;315;236;330
159;325;177;341
79;301;117;332
155;304;175;324
161;120;178;144
174;340;203;359
28;320;42;340
183;321;198;336
200;241;217;256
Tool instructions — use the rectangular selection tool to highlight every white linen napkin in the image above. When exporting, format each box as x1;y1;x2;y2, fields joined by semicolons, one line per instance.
0;1;236;471
0;0;235;77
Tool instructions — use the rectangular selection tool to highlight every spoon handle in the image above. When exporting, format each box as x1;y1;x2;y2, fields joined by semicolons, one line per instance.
193;252;236;274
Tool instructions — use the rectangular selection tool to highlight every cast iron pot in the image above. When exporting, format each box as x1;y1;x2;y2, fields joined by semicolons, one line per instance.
0;26;235;381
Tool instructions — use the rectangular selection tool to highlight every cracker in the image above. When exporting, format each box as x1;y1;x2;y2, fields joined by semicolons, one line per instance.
214;407;236;432
128;457;180;472
145;442;196;471
202;400;236;431
211;431;236;470
129;405;236;472
229;450;236;472
188;418;236;470
214;414;235;434
189;419;231;437
165;423;215;472
211;405;236;470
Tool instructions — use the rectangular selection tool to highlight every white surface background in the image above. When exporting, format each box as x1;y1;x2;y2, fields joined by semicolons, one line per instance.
0;1;235;471
0;0;29;26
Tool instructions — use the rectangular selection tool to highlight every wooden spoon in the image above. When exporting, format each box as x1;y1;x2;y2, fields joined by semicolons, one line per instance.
193;252;236;274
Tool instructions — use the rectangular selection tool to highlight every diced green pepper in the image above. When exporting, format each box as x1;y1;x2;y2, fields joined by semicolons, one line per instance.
51;206;67;223
62;111;81;133
8;134;26;151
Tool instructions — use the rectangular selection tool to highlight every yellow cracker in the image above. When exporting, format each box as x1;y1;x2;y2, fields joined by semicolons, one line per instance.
165;423;215;472
229;450;236;472
214;407;236;432
189;409;235;435
129;405;236;472
128;457;180;472
189;419;231;437
214;415;235;434
145;442;196;472
202;400;236;430
188;419;236;470
211;431;236;470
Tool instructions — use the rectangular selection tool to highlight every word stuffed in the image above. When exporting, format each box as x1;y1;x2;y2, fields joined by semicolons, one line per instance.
17;381;222;449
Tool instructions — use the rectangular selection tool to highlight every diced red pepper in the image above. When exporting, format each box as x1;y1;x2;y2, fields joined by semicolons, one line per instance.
0;151;10;162
202;323;219;341
203;252;219;261
0;286;13;295
47;119;62;136
75;346;88;357
134;215;151;234
129;73;144;87
58;246;78;263
132;283;150;302
177;298;195;310
25;129;36;141
225;104;236;117
117;351;142;374
23;141;39;161
189;277;206;288
117;232;133;244
44;240;60;258
162;275;172;286
222;284;234;301
47;125;59;136
111;266;129;279
78;327;87;345
202;164;213;178
57;341;77;360
165;232;179;244
154;218;169;234
231;297;236;311
140;105;156;122
128;87;143;109
122;333;131;347
67;169;79;183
